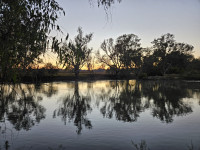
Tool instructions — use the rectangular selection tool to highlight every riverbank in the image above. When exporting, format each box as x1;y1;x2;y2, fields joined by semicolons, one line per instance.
1;72;200;84
17;72;200;83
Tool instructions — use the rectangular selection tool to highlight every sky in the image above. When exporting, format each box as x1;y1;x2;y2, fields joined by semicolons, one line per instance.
44;0;200;66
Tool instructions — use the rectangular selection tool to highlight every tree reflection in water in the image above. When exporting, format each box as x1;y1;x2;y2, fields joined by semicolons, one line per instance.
142;81;193;123
98;80;149;122
0;84;46;131
98;80;198;123
34;82;58;97
54;82;92;134
0;84;47;149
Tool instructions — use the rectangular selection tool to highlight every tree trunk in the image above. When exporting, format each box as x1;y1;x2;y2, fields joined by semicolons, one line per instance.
74;65;80;79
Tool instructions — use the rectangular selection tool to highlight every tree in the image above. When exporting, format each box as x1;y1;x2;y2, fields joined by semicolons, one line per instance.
97;38;122;76
97;34;142;76
151;33;193;75
115;34;142;75
141;48;161;76
187;57;200;73
0;0;64;82
59;27;93;78
0;0;122;82
165;43;193;73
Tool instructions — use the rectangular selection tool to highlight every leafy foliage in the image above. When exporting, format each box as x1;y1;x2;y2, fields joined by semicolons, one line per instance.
59;27;93;77
116;34;142;75
151;33;193;75
97;38;121;76
97;34;142;76
0;0;64;82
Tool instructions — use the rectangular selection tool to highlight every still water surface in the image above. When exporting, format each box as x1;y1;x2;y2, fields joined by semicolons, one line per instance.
0;80;200;150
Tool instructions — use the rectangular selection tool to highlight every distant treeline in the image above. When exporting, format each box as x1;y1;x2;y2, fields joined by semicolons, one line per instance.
28;30;200;81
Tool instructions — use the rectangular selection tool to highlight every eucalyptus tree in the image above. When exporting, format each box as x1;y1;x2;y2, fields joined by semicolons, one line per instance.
115;34;142;75
166;42;193;73
0;0;64;82
141;48;160;76
97;34;142;76
59;27;93;78
97;38;122;76
152;33;175;75
152;33;194;75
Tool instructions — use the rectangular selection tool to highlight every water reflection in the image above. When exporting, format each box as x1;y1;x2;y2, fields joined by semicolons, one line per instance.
54;82;92;134
96;80;198;123
0;80;199;137
0;84;46;131
98;80;149;122
141;81;193;123
34;82;58;97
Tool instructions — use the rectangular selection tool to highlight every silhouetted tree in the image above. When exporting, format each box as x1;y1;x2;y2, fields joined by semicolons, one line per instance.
0;0;64;82
97;34;142;77
59;27;93;78
185;57;200;77
141;48;161;76
151;33;194;75
97;38;122;76
116;34;142;75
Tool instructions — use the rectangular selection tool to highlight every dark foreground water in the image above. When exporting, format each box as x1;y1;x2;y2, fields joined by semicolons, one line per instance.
0;80;200;150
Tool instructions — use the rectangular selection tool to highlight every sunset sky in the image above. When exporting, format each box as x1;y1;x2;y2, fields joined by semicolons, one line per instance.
44;0;200;67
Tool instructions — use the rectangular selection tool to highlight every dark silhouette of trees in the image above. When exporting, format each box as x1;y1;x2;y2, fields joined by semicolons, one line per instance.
116;34;142;75
185;57;200;79
0;0;123;82
151;33;176;75
141;48;161;76
1;0;198;81
151;33;194;75
58;27;93;78
97;38;122;76
97;34;142;77
0;0;64;82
